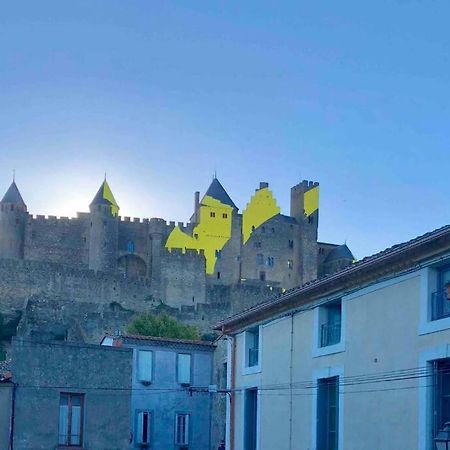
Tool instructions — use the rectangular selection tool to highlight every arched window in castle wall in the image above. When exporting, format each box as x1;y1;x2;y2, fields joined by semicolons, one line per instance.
127;240;135;253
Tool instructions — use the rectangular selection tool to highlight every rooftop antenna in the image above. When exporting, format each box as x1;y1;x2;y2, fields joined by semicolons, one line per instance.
104;171;107;182
12;168;15;183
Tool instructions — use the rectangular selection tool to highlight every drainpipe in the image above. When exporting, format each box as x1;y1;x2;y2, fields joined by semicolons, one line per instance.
289;313;294;450
229;334;236;450
9;382;17;450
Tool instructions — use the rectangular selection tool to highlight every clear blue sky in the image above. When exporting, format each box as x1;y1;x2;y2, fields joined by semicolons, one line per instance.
1;1;449;259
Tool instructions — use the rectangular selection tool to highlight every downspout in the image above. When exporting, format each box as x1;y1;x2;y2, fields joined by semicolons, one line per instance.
289;313;294;450
9;382;17;450
230;335;236;450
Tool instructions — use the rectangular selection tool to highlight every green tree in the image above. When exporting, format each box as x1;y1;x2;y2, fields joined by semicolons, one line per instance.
127;314;200;340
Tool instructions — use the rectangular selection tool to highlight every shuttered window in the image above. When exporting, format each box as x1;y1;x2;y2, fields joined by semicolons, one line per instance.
175;413;190;446
138;350;153;383
177;354;192;385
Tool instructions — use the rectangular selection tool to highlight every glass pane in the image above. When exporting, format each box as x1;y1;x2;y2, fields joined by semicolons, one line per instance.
71;405;82;445
58;404;69;445
142;412;149;443
178;354;191;384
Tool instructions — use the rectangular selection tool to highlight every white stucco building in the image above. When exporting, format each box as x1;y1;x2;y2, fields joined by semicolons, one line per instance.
216;225;450;450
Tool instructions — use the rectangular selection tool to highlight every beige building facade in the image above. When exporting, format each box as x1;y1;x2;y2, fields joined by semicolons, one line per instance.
217;225;450;450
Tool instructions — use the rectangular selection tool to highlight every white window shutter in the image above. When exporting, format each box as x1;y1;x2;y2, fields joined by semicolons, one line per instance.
138;351;153;382
178;354;191;384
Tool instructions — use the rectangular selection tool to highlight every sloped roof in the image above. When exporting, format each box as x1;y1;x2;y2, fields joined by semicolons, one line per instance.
204;178;237;209
104;334;216;349
215;224;450;332
324;244;354;263
90;180;119;215
1;181;26;206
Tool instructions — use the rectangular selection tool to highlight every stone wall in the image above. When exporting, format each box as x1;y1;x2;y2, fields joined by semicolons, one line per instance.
11;337;133;450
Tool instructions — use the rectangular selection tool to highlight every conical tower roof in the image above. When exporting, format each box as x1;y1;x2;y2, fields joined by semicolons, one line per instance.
204;178;237;209
90;180;119;216
1;181;26;207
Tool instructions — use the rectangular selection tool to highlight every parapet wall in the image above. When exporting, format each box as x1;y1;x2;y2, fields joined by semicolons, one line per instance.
0;258;153;316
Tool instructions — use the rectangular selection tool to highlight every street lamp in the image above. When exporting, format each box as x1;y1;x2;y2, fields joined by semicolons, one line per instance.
435;422;450;450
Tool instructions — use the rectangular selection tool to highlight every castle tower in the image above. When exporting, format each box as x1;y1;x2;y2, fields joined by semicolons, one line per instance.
88;179;119;272
0;180;28;259
290;180;320;284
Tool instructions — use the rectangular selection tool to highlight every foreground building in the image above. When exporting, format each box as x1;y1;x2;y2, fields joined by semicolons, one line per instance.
216;225;450;450
102;334;216;450
2;337;132;450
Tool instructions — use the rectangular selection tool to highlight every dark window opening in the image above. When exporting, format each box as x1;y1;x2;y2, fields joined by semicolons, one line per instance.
288;240;294;249
317;377;339;450
259;271;266;281
432;359;450;441
320;300;342;348
223;213;228;219
210;212;216;218
217;271;221;279
431;266;450;320
244;388;258;450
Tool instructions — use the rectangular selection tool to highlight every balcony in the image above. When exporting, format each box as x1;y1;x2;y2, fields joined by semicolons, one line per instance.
320;322;341;347
431;288;450;321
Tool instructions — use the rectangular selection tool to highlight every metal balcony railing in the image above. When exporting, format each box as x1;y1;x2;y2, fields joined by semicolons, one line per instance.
431;289;450;321
248;347;259;367
320;322;341;347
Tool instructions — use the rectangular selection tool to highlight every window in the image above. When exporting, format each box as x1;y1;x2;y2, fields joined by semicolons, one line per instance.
319;300;342;348
222;213;228;219
58;393;84;447
287;259;293;270
431;266;450;320
266;256;274;267
177;354;192;385
261;226;265;233
217;271;221;279
127;240;135;253
288;239;294;249
256;253;263;265
137;350;153;384
317;377;339;450
271;227;275;233
244;388;258;450
245;327;260;368
259;271;266;281
215;249;222;259
253;241;261;249
136;411;151;446
175;413;190;447
432;359;450;442
210;212;216;218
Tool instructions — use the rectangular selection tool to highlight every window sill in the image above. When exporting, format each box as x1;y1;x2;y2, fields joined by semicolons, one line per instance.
312;341;345;358
242;364;261;375
418;315;450;336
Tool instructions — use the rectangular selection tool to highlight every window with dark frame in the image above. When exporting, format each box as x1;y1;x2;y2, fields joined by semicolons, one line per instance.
136;410;151;446
58;393;84;447
431;266;450;320
432;359;450;442
317;377;339;450
319;300;342;348
175;413;190;447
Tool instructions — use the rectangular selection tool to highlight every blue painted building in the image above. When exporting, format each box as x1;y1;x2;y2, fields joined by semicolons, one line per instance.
102;334;215;450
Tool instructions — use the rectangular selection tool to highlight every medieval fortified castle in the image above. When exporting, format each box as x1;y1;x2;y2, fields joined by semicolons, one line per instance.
0;176;353;344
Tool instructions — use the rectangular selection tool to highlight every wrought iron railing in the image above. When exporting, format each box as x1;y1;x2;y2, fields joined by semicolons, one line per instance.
431;289;450;320
320;322;341;347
